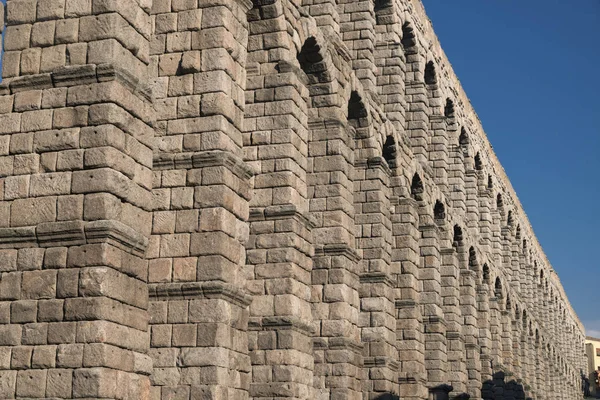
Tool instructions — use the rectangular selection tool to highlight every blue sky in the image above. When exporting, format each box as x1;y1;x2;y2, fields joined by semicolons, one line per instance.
422;0;600;336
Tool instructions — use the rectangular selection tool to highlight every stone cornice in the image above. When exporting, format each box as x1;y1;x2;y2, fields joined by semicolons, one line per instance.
153;150;254;181
459;269;475;278
1;64;152;102
395;299;417;309
425;315;447;326
363;356;399;371
465;343;480;350
359;272;395;286
249;316;316;336
249;204;317;230
440;247;456;255
355;156;393;176
325;336;364;353
314;243;361;262
399;375;427;384
0;220;148;257
446;331;462;340
149;281;252;307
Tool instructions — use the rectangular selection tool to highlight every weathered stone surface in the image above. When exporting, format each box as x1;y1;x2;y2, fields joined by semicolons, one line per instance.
0;0;586;399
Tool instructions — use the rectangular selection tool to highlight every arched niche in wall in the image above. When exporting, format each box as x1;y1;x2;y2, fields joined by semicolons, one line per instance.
495;277;503;298
424;61;437;85
410;173;424;201
424;60;442;119
496;193;504;211
401;22;417;55
373;393;399;400
468;246;478;271
459;127;469;147
474;152;483;171
297;37;326;77
382;135;397;169
444;98;455;119
348;90;369;129
482;263;490;284
434;200;445;221
453;225;464;248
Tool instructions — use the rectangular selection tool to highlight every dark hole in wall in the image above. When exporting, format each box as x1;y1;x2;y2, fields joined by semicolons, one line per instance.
495;277;502;296
374;394;399;400
382;135;397;169
483;264;490;283
251;0;276;6
459;128;469;146
374;0;394;25
434;200;445;220
453;225;463;247
487;175;493;189
410;173;424;201
348;91;366;118
401;22;417;51
468;247;477;268
374;0;392;13
474;153;483;170
425;61;437;85
297;37;325;75
444;98;454;118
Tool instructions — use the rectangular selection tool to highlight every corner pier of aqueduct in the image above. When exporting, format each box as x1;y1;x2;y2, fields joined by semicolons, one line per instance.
0;0;587;399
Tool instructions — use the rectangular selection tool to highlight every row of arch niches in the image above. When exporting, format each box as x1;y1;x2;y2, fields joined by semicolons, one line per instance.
288;4;584;382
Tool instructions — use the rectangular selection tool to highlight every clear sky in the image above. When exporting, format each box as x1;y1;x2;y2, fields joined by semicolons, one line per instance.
422;0;600;336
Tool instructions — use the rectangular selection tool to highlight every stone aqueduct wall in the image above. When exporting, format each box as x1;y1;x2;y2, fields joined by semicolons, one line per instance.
0;0;586;399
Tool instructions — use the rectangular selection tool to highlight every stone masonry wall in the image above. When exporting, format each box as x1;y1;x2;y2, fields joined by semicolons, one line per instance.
0;0;587;399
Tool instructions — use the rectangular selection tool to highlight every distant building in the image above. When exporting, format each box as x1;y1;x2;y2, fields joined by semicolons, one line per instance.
586;336;600;396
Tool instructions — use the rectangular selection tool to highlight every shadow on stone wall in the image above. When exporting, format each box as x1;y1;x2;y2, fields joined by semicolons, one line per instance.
374;394;399;400
371;372;532;400
481;371;528;400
